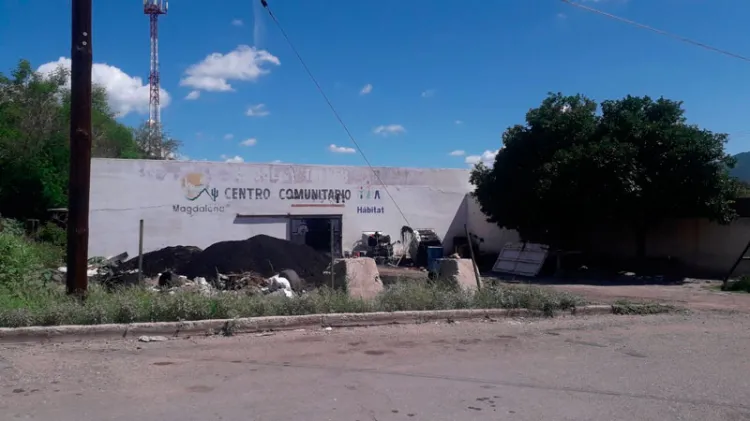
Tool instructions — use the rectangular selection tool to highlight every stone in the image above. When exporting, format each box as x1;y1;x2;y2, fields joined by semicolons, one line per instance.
279;269;303;291
436;258;479;291
137;335;169;343
332;258;384;300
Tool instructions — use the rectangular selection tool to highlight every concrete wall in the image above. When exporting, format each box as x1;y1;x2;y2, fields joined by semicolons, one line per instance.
88;159;489;259
585;218;750;277
465;196;520;253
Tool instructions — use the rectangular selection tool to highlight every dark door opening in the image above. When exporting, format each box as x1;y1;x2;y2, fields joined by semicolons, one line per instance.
289;216;342;257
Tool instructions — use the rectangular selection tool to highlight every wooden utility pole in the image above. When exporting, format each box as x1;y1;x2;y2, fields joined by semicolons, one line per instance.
66;0;93;297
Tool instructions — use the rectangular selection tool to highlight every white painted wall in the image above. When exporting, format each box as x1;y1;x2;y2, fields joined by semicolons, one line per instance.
88;159;503;259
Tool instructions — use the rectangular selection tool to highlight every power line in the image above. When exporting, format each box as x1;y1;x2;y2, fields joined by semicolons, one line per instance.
259;0;413;228
561;0;750;63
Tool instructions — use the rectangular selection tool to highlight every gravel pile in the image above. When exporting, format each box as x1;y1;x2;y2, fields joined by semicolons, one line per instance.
120;246;202;277
181;235;329;283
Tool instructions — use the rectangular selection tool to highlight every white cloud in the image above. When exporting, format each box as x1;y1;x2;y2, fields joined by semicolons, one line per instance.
449;150;465;156
421;89;436;98
222;155;245;163
180;45;280;92
232;19;244;26
557;13;567;20
240;138;257;146
37;57;171;117
246;103;269;117
373;124;406;136
224;134;234;140
360;83;373;95
185;90;201;100
465;149;499;166
329;144;355;154
270;159;283;163
455;120;463;125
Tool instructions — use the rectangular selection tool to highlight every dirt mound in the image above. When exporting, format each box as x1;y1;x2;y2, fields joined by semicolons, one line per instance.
121;246;202;277
181;235;329;282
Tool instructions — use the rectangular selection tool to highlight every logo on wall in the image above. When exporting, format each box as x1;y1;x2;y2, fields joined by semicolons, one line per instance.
357;182;384;214
181;173;219;202
358;182;381;200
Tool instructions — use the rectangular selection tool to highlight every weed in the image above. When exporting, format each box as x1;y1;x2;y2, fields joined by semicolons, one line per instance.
611;299;676;315
0;280;591;328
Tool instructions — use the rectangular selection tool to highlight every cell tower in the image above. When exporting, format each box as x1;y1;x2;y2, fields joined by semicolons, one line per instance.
144;0;168;128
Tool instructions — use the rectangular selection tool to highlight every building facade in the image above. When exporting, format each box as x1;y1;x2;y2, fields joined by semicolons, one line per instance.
88;159;517;259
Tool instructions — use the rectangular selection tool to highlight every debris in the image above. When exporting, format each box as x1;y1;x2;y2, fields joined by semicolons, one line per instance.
120;246;202;277
278;269;303;291
138;335;168;343
324;327;333;331
158;271;187;288
181;235;329;282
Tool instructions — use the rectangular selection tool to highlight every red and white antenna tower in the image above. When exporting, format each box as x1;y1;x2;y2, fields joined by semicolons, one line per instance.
144;0;168;128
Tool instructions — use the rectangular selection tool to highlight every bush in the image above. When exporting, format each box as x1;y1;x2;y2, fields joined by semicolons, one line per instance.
0;219;64;290
725;277;750;293
38;222;66;248
0;280;590;328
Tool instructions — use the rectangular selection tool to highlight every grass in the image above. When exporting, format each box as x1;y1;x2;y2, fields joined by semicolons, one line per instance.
611;299;676;315
0;281;588;328
723;277;750;293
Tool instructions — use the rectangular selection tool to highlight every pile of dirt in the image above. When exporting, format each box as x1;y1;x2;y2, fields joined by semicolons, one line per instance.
181;235;330;283
120;246;202;277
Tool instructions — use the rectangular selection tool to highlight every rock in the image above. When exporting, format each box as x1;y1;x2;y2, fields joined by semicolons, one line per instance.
332;258;384;300
138;335;168;343
436;258;479;291
279;269;303;291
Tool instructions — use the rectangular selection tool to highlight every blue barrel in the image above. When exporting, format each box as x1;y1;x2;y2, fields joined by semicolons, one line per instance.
426;246;444;273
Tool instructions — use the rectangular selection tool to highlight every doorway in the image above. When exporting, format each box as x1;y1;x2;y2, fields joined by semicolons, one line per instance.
289;216;342;257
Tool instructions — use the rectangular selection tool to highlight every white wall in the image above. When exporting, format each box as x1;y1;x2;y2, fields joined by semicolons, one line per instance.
465;196;519;253
88;159;484;258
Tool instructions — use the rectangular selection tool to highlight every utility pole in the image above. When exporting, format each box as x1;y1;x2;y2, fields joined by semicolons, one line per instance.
67;0;93;297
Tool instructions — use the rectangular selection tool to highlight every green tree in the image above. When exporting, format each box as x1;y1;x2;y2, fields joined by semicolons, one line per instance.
0;59;175;220
132;121;181;160
471;93;739;257
0;60;69;220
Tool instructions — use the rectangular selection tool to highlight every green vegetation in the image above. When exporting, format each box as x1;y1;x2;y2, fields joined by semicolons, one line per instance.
723;277;750;293
611;299;677;315
0;59;181;220
0;278;585;329
471;93;741;257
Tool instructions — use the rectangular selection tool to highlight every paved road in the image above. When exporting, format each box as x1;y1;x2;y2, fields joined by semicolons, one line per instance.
2;312;750;420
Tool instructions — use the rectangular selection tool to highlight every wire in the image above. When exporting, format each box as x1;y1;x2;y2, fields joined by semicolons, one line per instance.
259;0;413;228
561;0;750;63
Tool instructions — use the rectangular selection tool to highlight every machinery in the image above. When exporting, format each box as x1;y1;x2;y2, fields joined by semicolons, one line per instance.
400;226;443;268
361;231;396;264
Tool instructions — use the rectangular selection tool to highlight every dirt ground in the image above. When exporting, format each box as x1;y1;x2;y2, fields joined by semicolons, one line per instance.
380;265;750;311
526;279;750;311
2;312;750;420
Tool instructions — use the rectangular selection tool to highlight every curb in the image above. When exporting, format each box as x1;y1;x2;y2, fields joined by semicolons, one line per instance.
0;305;617;343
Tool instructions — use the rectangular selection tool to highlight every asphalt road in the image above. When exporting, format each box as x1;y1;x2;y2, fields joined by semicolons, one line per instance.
2;312;750;420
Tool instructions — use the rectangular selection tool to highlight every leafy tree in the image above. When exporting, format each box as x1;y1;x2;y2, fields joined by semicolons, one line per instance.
0;59;181;220
471;93;740;258
132;121;181;160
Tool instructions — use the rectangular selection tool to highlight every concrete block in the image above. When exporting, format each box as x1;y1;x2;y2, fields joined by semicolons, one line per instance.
436;258;478;291
332;258;384;300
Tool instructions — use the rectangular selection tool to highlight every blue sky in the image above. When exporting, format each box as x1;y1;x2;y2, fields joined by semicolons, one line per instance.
1;0;750;168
